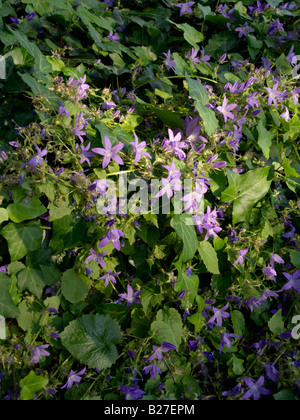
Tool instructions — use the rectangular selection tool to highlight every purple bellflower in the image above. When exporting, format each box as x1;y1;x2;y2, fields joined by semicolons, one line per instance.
233;246;249;265
84;249;107;267
147;342;177;362
208;303;230;327
235;23;254;38
61;367;86;390
264;82;282;109
73;117;86;143
176;2;195;16
163;161;181;181
200;47;212;68
100;269;121;288
28;145;47;168
88;179;110;194
130;133;151;163
30;344;50;364
80;142;95;167
280;270;300;292
92;136;124;169
119;385;145;400
142;364;161;381
264;363;280;384
155;177;182;200
220;333;241;354
163;50;176;71
98;228;125;251
108;31;120;43
242;376;272;400
118;284;142;306
217;96;237;122
10;17;20;24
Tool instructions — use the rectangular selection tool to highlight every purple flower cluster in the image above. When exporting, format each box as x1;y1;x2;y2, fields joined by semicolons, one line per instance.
193;205;222;240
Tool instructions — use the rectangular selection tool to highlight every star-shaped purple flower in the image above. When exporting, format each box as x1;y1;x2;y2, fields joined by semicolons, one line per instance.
100;269;121;288
242;376;272;400
61;367;86;390
118;284;142;306
98;228;125;251
163;50;176;71
235;23;254;38
92;136;124;169
30;344;50;364
142;364;162;381
208;303;230;327
264;82;282;109
280;270;300;292
233;246;249;265
84;249;107;267
176;2;195;16
220;333;241;353
28;145;48;168
80;142;95;167
130;133;151;164
217;96;237;122
108;31;120;43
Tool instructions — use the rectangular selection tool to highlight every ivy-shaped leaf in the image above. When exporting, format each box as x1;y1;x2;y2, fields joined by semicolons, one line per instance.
60;314;122;370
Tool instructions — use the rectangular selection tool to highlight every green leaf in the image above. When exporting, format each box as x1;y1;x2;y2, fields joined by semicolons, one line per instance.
151;308;183;348
221;167;273;224
289;250;300;268
173;23;204;48
170;213;198;263
174;264;199;304
230;354;245;376
187;76;209;105
21;0;51;16
7;196;46;223
40;265;62;286
205;31;240;56
25;248;51;269
61;269;91;304
198;241;220;274
132;46;157;65
20;371;49;400
0;273;20;318
197;4;212;19
18;72;60;105
274;390;298;401
48;201;73;221
267;0;283;6
276;53;293;76
187;310;206;333
0;223;43;262
9;29;52;75
257;120;275;159
150;106;184;130
17;268;45;298
268;309;284;335
173;52;189;76
0;315;5;339
141;285;164;316
77;5;114;31
0;208;8;224
231;310;245;336
49;213;88;253
60;314;122;370
283;156;299;178
16;300;43;333
194;101;219;136
283;115;300;141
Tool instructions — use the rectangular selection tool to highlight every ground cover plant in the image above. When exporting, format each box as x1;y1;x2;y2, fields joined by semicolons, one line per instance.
0;0;300;401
